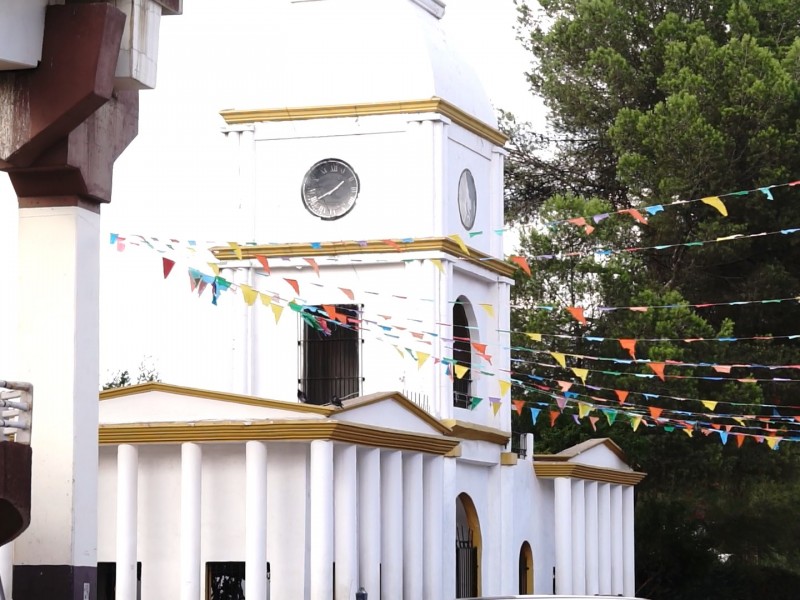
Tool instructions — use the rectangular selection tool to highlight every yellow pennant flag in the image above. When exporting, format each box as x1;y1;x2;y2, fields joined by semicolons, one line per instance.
239;284;258;306
766;436;781;450
571;367;589;385
701;400;718;412
578;402;592;419
733;417;746;427
270;302;284;324
701;196;728;217
550;352;566;368
479;303;495;317
228;241;243;260
207;262;220;276
526;332;542;342
683;427;693;437
448;234;470;255
630;414;642;432
259;293;271;306
498;380;511;397
393;345;405;359
429;258;445;274
454;364;469;379
417;351;431;369
492;400;502;416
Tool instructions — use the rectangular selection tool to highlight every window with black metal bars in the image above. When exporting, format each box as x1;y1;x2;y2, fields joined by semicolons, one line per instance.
298;304;363;406
452;301;472;408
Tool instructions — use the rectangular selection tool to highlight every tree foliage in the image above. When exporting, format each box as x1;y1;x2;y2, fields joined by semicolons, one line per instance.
509;1;800;598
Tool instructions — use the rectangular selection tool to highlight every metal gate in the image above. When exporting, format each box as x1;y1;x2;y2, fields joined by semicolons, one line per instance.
456;526;478;598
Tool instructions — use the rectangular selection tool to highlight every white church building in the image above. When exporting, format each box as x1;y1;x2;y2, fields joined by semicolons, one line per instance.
91;1;644;599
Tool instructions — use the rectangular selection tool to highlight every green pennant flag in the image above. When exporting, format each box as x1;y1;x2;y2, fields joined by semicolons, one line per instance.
469;396;482;410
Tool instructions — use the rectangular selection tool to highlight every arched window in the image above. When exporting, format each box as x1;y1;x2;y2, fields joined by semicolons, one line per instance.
519;541;534;594
456;492;482;597
452;297;473;408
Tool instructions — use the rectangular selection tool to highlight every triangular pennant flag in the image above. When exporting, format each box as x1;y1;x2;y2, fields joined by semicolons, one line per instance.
239;284;258;306
498;380;511;397
207;262;220;276
735;433;745;447
549;410;560;427
556;396;567;411
603;408;617;426
526;332;542;342
448;234;469;255
649;406;663;420
624;208;648;224
557;381;573;392
429;258;445;274
550;352;567;368
303;257;320;276
630;415;643;432
530;407;541;423
619;339;637;359
571;367;588;385
701;400;718;412
566;306;587;325
339;287;355;301
285;278;300;295
718;430;729;445
587;416;599;431
683;427;693;437
471;341;488;355
648;362;666;381
255;255;270;274
162;257;175;279
469;396;482;410
479;303;495;317
578;402;592;418
509;255;531;277
259;293;271;307
490;397;502;416
454;364;469;379
197;280;208;297
766;436;781;450
701;196;728;216
270;302;284;323
713;365;732;374
513;400;525;416
615;390;629;405
417;351;430;369
228;241;243;260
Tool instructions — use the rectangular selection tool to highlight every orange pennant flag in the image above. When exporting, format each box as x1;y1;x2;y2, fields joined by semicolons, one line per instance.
619;339;637;359
624;208;648;224
649;406;663;420
162;257;175;279
648;362;666;381
339;287;355;301
471;341;488;355
285;278;300;295
735;433;745;447
303;257;320;277
513;400;525;416
509;255;531;277
566;306;587;325
239;284;258;306
549;410;560;427
321;304;338;321
255;255;270;274
615;390;629;405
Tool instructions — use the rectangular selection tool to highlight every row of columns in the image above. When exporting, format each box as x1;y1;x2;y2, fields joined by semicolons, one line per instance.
114;440;445;600
554;478;635;596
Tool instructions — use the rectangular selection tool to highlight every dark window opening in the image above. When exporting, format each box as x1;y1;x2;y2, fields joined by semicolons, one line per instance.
452;301;472;408
206;562;270;600
97;562;141;600
455;526;478;598
298;304;362;405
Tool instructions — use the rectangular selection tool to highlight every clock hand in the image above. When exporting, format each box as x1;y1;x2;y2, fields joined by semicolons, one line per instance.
317;180;344;200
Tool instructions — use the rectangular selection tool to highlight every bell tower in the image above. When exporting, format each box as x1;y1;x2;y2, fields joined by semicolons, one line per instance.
217;0;513;430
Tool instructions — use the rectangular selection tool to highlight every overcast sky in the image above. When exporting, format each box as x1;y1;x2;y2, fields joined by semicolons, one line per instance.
0;0;544;379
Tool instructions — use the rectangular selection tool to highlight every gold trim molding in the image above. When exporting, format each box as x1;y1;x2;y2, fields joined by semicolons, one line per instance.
534;462;646;486
500;451;518;466
440;419;511;445
219;97;508;146
99;420;460;455
212;237;518;278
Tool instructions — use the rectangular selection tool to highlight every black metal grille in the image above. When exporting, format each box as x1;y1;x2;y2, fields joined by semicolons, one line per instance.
455;527;478;598
298;304;362;405
453;378;473;409
512;432;528;459
519;546;530;593
452;301;473;408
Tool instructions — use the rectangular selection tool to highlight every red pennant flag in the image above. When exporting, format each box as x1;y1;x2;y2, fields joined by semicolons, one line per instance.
284;278;300;295
624;208;648;224
513;400;525;416
648;362;666;381
162;257;175;279
340;287;355;301
509;255;531;277
321;304;338;321
615;389;629;405
471;341;488;355
566;306;587;325
303;257;320;277
255;255;270;274
648;406;663;420
549;410;560;427
383;239;402;250
188;272;198;292
589;416;599;431
619;339;637;359
735;433;745;447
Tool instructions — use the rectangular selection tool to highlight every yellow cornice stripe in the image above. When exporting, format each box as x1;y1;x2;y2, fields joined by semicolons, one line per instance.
440;419;511;445
100;382;333;415
212;237;518;278
533;462;647;486
99;420;459;455
219;97;508;146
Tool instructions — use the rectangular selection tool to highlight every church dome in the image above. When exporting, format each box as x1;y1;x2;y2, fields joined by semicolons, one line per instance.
247;0;497;128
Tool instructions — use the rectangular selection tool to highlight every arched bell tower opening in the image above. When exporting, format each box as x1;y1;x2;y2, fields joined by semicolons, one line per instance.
455;492;482;598
519;541;534;594
452;296;477;408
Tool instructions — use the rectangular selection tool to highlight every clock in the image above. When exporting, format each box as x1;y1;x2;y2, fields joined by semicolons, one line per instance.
301;158;360;220
458;168;477;230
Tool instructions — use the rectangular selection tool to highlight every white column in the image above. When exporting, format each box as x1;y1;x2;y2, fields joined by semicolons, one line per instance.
585;481;599;596
334;445;358;600
441;458;457;600
598;483;612;595
623;485;636;597
358;448;381;597
610;484;624;595
380;450;403;600
116;444;139;600
571;479;586;594
15;207;100;582
423;456;444;599
180;442;202;600
0;543;13;599
402;453;423;600
310;440;334;600
553;477;573;594
245;441;268;600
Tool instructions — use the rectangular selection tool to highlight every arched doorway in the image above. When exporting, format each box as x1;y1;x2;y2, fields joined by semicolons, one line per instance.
456;492;482;598
452;296;477;408
519;541;534;594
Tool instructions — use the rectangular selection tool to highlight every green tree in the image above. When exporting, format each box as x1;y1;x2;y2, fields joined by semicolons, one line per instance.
102;358;160;390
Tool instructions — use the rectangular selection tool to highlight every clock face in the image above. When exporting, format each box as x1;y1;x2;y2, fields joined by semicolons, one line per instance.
301;159;360;220
458;169;477;230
